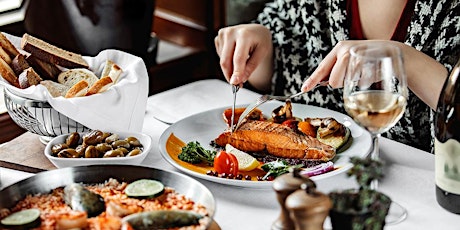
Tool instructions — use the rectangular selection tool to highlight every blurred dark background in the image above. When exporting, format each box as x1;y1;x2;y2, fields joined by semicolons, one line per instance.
0;0;269;143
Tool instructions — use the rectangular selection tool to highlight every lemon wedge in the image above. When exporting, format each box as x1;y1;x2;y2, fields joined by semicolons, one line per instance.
225;144;260;171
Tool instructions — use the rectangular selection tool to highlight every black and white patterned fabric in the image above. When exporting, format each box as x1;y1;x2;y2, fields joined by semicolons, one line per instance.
256;0;460;152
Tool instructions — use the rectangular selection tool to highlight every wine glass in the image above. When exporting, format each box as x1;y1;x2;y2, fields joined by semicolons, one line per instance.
343;42;408;225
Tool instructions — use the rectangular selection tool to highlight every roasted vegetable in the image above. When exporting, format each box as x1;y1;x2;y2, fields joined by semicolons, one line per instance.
63;183;105;218
122;210;203;229
261;160;303;180
178;141;216;165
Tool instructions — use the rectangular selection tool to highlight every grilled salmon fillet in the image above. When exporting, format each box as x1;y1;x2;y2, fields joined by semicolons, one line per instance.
214;120;336;161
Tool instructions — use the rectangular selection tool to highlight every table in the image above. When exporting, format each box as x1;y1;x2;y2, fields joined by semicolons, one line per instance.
1;79;459;229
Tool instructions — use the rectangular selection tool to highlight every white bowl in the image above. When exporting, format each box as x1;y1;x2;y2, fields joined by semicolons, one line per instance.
44;131;152;168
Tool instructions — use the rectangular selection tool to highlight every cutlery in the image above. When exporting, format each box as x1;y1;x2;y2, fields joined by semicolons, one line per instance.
231;84;240;132
234;81;329;131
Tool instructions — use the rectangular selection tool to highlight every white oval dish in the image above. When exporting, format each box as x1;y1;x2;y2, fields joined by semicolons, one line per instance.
45;131;152;168
159;101;372;189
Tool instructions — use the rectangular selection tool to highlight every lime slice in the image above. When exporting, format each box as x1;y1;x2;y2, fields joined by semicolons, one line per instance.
1;208;41;227
225;144;260;171
125;179;165;198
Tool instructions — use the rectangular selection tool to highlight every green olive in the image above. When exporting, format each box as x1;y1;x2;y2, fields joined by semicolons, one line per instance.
103;149;125;158
105;134;120;144
83;130;104;145
126;137;142;147
95;143;112;153
84;145;100;158
51;143;69;156
117;147;129;155
112;140;130;149
65;132;80;147
75;144;87;156
58;149;81;158
126;149;142;157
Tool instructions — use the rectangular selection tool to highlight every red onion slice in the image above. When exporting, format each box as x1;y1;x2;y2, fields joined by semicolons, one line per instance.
301;161;334;177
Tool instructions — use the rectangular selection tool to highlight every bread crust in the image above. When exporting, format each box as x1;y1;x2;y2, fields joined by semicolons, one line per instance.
86;76;113;96
65;79;89;98
0;56;19;87
0;46;11;64
18;67;43;89
0;32;19;58
101;60;123;83
26;54;61;81
11;53;30;75
21;33;89;69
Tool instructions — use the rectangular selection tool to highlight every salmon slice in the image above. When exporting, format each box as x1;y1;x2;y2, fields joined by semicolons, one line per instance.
214;120;336;161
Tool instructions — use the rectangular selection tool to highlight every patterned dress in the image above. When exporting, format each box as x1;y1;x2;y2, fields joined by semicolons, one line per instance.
256;0;460;152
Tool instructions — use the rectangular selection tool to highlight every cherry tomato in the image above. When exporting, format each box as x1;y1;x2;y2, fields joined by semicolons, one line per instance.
214;151;239;175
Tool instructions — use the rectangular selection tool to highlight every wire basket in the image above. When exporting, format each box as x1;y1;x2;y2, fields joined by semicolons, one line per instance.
3;88;90;140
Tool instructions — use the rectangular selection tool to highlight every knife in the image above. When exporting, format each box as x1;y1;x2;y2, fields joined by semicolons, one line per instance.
231;84;240;133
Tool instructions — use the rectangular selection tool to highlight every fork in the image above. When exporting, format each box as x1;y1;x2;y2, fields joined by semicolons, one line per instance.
233;80;329;131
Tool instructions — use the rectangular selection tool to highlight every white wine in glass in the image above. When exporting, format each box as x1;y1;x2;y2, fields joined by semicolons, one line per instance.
343;42;408;225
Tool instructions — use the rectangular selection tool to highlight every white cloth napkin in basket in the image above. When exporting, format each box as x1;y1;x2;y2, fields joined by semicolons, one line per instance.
0;33;148;133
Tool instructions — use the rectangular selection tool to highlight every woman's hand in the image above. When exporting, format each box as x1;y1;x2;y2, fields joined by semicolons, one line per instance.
301;40;363;91
301;40;448;109
215;24;273;90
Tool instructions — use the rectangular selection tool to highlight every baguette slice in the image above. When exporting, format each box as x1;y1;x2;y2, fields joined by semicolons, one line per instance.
0;56;19;87
0;46;11;64
58;68;98;87
21;33;89;68
40;80;69;97
26;54;61;81
100;60;123;83
65;79;89;98
0;32;19;58
86;76;113;96
11;53;30;75
18;67;42;89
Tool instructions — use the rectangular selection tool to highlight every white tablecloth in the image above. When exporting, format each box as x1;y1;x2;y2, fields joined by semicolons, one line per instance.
1;79;459;229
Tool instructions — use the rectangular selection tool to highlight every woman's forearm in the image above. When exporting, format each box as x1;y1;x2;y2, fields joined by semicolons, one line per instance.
398;42;449;110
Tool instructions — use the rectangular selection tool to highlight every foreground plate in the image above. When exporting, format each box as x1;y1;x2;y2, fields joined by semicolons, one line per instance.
159;101;372;189
0;165;216;229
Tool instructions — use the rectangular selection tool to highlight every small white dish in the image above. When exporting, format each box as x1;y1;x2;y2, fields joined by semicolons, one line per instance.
44;131;152;168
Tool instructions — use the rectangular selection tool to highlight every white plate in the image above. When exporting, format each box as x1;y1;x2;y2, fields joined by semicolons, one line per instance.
159;101;372;189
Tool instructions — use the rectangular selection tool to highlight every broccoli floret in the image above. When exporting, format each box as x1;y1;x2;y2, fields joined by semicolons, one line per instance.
178;141;216;166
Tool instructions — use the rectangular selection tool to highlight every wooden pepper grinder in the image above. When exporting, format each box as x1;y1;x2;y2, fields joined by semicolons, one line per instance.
285;179;332;230
271;168;309;230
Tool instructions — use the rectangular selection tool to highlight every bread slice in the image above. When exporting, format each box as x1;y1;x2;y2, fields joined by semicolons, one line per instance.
0;56;19;87
11;53;30;75
21;33;89;69
0;32;19;58
26;54;61;81
100;60;123;83
65;79;89;98
40;80;69;97
18;67;42;89
0;46;11;64
58;68;98;87
86;76;113;96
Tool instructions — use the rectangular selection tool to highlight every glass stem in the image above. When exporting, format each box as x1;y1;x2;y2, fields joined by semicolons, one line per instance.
370;133;380;190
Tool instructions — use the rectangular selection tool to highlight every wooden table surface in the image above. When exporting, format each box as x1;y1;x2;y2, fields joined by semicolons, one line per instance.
0;132;55;172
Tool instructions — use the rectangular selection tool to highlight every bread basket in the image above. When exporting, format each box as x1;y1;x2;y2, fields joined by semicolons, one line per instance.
3;88;89;141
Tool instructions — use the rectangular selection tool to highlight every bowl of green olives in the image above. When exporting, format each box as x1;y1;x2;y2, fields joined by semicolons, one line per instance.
44;130;152;168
